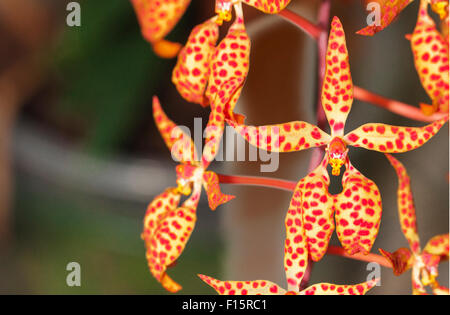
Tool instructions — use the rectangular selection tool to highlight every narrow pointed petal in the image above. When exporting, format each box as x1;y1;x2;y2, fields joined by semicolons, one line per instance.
227;120;331;153
283;160;331;291
423;234;449;258
130;0;191;58
294;157;334;262
205;16;250;106
344;118;448;153
153;96;199;164
411;0;449;113
322;17;354;136
198;274;286;295
385;154;421;253
242;0;292;13
172;18;219;105
379;248;413;275
144;183;201;292
202;78;245;167
203;171;235;210
300;279;378;295
356;0;413;36
335;161;382;255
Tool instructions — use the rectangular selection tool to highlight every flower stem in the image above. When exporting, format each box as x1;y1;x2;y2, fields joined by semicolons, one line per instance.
278;9;322;40
327;246;392;269
217;173;296;192
354;86;448;122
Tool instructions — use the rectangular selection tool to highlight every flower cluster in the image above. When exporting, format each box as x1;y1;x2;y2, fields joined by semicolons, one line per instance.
131;0;449;295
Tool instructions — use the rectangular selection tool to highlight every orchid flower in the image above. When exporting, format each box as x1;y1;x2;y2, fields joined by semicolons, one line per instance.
198;203;378;295
409;0;449;115
130;0;190;58
380;154;449;295
143;93;239;292
172;3;249;126
228;16;448;262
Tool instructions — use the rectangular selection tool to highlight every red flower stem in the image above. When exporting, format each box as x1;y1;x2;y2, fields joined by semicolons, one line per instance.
327;246;393;269
278;9;322;40
354;86;448;122
217;173;297;192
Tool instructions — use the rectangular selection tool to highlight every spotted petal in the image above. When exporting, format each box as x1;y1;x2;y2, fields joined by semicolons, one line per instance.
227;120;331;153
205;14;250;107
172;18;219;105
202;171;235;210
344;118;448;153
153;96;199;164
410;0;449;114
198;274;286;295
144;183;201;292
322;17;354;136
357;0;413;36
300;279;378;295
130;0;191;58
242;0;292;13
423;234;449;258
335;161;382;255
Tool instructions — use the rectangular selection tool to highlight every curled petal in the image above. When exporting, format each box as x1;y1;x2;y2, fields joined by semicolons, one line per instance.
130;0;191;58
300;279;379;295
379;248;413;276
202;171;235;210
202;78;245;167
205;15;250;106
227;120;331;153
172;18;219;105
385;154;420;253
356;0;413;36
423;234;449;259
242;0;292;13
198;274;286;295
410;0;449;114
322;17;354;136
283;160;331;291
335;161;382;255
294;157;334;262
153;96;199;164
144;183;201;292
344;117;448;153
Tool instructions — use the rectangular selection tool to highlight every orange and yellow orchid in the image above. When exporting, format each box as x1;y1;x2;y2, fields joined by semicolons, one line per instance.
130;0;191;58
198;199;378;295
409;0;449;115
380;154;449;295
143;93;239;292
172;3;249;126
228;16;448;262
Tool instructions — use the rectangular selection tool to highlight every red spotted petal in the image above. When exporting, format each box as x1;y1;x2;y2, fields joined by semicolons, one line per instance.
410;0;449;114
205;14;250;106
300;279;378;295
242;0;292;13
202;171;235;210
385;154;420;253
198;274;286;295
172;18;219;105
290;157;334;262
153;96;199;164
379;247;413;276
322;17;354;136
227;120;331;153
202;78;245;167
144;184;201;292
130;0;191;58
356;0;413;36
335;161;382;255
423;234;449;258
344;117;448;153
